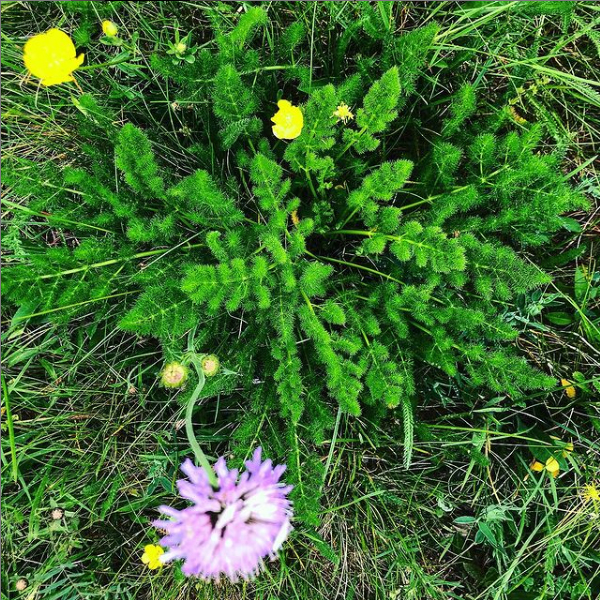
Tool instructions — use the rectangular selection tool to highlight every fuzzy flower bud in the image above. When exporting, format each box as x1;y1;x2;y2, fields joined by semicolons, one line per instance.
176;42;187;54
16;578;28;591
51;508;64;520
200;354;220;377
161;362;189;388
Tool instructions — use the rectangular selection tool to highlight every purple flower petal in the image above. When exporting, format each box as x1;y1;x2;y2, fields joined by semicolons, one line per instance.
155;447;293;581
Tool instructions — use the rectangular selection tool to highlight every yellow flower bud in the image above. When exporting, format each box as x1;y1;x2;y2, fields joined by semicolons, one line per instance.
102;20;119;38
176;42;187;54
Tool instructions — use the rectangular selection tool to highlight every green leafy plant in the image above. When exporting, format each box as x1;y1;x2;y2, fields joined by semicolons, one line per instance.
2;9;588;526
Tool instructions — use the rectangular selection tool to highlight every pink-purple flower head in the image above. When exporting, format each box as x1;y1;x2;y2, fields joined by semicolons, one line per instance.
154;447;293;581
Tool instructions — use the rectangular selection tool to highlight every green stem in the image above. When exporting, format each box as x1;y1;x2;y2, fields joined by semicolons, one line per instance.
304;168;320;201
300;289;315;313
1;373;18;482
9;290;137;323
398;197;435;211
305;251;405;286
193;65;294;83
339;206;360;229
78;55;132;72
38;243;204;280
323;229;441;255
184;358;218;488
335;126;367;161
2;199;114;234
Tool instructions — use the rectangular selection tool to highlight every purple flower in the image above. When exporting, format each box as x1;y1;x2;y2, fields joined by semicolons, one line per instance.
154;447;293;581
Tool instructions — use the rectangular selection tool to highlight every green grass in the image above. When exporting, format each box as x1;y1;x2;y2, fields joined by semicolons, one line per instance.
2;2;600;599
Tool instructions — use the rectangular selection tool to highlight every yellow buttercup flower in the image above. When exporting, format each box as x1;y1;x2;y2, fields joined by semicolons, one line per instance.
560;378;576;399
530;456;560;477
141;544;164;570
23;29;84;86
333;102;354;123
583;484;600;502
271;100;303;140
102;20;119;37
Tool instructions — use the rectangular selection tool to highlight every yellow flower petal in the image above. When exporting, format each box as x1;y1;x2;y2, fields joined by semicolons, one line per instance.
141;544;164;570
23;29;84;86
545;457;560;476
562;441;574;457
583;484;600;502
271;99;303;140
530;460;545;472
560;378;576;399
333;102;354;123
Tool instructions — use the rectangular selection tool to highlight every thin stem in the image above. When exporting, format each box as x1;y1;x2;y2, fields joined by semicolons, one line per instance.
323;407;343;486
193;65;294;83
78;55;133;72
184;361;218;488
1;373;18;482
398;197;435;211
2;199;114;234
300;289;315;314
38;243;204;280
305;251;405;286
323;229;442;255
335;126;367;161
304;250;447;306
304;168;320;201
8;290;137;323
339;206;360;229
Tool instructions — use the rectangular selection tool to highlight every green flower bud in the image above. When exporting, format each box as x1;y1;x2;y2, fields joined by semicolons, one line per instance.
161;362;189;388
200;354;220;377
